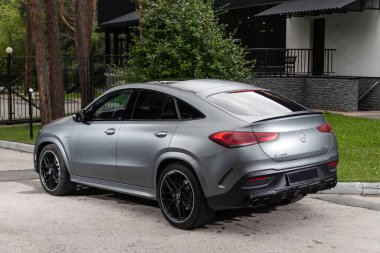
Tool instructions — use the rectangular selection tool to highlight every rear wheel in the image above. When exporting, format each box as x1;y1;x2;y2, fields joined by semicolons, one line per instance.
157;163;215;229
38;144;75;196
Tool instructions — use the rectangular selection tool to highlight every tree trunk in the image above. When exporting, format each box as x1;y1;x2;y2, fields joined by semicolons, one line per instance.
27;0;51;126
139;2;144;38
73;0;95;108
45;0;65;120
24;8;33;95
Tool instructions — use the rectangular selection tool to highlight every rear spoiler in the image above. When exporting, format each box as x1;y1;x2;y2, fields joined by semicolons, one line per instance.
254;111;323;123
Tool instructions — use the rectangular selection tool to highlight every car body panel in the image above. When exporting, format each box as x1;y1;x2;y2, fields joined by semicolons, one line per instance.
70;121;121;182
117;120;179;187
34;79;339;210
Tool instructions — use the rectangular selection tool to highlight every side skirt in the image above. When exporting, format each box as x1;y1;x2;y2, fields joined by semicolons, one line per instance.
71;175;157;200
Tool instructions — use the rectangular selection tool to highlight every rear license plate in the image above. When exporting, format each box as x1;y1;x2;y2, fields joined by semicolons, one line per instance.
286;168;319;185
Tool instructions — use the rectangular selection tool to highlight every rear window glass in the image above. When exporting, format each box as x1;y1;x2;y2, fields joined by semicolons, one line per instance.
208;90;306;116
177;99;205;120
132;90;178;120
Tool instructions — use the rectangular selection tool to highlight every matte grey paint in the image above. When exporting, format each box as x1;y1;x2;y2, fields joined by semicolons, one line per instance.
34;79;339;202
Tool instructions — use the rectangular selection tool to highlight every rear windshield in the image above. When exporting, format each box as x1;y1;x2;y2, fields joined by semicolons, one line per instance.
208;90;306;116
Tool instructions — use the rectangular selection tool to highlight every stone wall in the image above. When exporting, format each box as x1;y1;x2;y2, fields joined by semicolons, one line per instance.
304;78;358;111
358;78;380;111
252;77;361;112
251;78;306;104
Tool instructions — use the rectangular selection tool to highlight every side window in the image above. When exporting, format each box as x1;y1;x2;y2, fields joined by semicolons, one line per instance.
177;99;205;120
89;90;133;121
131;90;178;120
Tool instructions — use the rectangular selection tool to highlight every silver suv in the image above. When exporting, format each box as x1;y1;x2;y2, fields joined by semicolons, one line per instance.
34;79;338;229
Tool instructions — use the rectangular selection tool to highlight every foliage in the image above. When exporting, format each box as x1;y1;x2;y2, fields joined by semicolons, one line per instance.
116;0;252;83
0;0;26;55
0;124;40;144
325;113;380;182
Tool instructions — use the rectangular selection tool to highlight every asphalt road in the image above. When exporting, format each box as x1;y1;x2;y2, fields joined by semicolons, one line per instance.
1;148;380;253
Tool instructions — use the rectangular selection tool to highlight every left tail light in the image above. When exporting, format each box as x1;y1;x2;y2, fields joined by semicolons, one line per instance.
317;122;334;133
209;131;279;148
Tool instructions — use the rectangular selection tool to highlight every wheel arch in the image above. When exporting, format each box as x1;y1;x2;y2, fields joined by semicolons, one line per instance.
36;137;72;174
153;152;208;195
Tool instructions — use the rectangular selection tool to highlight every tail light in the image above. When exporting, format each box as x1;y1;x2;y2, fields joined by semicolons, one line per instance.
317;122;334;133
328;161;338;167
245;175;270;188
209;131;279;148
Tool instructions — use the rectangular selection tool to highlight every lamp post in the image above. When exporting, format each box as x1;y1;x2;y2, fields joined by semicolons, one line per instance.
28;88;34;140
6;47;13;121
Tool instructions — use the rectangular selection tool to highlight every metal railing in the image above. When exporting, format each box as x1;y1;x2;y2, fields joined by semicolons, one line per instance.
246;48;336;77
0;55;125;124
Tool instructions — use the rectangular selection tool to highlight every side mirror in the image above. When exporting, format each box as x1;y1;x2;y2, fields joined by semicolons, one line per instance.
73;110;86;123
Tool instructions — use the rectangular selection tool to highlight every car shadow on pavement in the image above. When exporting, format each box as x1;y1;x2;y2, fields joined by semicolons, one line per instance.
18;180;319;233
72;185;159;208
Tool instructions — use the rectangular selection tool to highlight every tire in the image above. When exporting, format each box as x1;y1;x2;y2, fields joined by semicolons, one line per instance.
38;144;75;196
279;194;305;205
157;163;215;229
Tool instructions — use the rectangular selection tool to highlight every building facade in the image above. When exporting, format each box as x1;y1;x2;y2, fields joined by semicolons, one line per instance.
98;0;380;111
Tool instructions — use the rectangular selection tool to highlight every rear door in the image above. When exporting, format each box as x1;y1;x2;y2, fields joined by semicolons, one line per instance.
117;90;179;188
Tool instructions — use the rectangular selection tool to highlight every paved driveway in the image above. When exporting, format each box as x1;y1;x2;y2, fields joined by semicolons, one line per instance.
1;149;380;253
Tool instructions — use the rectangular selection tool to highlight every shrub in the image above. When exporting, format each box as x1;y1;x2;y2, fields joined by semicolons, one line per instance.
115;0;252;83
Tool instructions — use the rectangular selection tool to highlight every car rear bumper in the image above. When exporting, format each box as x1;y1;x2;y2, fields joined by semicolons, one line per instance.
206;163;337;210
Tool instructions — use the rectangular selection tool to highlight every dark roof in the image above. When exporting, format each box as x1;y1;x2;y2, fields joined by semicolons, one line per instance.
215;0;283;10
256;0;357;16
101;11;139;27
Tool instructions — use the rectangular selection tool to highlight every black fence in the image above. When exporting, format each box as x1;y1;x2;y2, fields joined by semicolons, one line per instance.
246;48;336;77
0;55;124;124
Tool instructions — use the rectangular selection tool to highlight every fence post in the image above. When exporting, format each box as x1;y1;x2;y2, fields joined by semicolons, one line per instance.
6;47;13;120
28;88;34;140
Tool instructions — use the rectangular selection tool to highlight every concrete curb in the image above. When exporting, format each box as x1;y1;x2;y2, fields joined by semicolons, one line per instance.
0;140;34;154
318;182;380;195
1;140;379;195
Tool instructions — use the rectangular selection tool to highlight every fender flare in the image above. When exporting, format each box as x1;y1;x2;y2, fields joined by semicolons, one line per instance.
36;137;73;174
153;151;208;194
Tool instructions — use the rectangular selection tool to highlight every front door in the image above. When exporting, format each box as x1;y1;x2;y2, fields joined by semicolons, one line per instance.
70;89;133;182
313;18;325;76
117;90;179;188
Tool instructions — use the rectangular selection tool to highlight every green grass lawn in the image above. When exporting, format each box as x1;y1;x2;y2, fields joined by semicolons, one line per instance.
0;114;379;182
325;113;380;182
0;124;40;145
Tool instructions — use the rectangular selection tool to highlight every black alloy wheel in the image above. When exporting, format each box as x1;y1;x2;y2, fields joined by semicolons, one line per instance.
160;170;194;223
39;150;61;191
158;163;215;229
38;144;75;196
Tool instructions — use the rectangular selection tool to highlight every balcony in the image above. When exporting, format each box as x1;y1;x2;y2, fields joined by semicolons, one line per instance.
246;48;336;77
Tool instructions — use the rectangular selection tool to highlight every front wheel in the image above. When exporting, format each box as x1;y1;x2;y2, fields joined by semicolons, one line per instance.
157;163;215;229
38;144;75;196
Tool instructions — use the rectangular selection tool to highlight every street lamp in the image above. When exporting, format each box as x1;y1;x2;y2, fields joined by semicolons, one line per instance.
28;88;34;140
6;47;13;120
5;47;13;55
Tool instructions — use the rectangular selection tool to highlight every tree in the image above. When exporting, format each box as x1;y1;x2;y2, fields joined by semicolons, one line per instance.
119;0;251;83
24;7;33;94
45;0;65;119
0;0;25;55
27;0;51;125
67;0;96;108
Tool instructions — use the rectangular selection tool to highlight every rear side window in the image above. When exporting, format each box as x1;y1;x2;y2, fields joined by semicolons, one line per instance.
132;90;178;120
177;99;205;120
208;90;306;116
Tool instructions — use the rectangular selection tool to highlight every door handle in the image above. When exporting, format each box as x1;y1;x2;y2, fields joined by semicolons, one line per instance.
155;131;167;138
105;128;116;135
